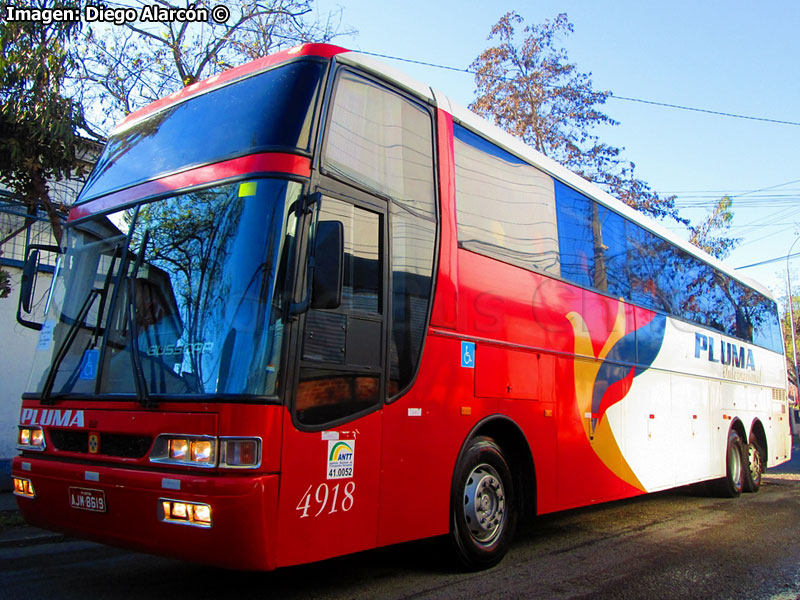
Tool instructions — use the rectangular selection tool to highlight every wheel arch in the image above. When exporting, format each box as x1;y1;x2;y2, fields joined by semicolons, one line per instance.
748;418;768;458
456;415;537;522
730;417;747;443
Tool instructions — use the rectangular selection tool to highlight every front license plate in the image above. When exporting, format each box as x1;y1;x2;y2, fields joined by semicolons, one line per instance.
69;487;107;512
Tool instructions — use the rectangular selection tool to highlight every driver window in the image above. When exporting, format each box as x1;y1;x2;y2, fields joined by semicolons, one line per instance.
296;197;383;427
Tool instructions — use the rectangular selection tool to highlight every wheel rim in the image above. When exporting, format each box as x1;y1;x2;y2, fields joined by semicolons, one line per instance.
748;443;762;482
462;463;506;546
729;440;743;486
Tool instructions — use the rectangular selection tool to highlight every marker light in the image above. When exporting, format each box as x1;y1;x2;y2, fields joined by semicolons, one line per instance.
219;438;262;468
13;477;36;498
150;435;216;468
159;499;212;527
17;426;46;451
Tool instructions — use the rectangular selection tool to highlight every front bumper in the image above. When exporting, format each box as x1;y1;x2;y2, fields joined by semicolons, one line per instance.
11;455;279;570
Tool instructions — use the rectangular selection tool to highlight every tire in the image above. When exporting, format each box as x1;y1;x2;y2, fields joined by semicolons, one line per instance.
450;436;517;570
713;429;746;498
743;438;764;493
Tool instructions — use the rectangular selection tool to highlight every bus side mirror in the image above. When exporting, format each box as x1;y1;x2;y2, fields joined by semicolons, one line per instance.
310;220;344;310
17;244;61;330
20;249;40;314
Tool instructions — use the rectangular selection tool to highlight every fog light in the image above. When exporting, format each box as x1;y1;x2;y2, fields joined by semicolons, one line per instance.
193;504;211;525
13;477;36;498
159;498;212;528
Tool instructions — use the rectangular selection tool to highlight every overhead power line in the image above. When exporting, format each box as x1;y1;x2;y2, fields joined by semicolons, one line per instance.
738;251;800;270
357;50;800;127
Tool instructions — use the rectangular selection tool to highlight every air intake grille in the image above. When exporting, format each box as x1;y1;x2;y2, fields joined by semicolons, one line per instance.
50;430;152;459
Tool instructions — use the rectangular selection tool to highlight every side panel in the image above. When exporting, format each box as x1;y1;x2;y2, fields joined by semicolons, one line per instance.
276;410;382;567
377;334;497;547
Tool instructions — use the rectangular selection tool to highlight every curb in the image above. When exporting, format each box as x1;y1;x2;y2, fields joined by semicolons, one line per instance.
0;526;66;549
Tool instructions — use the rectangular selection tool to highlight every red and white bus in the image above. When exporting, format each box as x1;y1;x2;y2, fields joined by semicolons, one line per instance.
13;43;792;571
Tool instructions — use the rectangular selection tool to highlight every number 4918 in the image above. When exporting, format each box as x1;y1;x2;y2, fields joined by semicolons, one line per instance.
296;481;355;518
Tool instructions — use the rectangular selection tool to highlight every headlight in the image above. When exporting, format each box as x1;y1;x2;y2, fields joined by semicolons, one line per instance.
150;435;216;467
17;426;46;451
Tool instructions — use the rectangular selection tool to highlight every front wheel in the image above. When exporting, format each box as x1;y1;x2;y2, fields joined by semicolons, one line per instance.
450;436;517;570
743;439;764;493
713;429;746;498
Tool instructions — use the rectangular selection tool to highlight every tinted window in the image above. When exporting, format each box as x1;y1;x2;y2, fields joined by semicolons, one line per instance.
554;181;782;353
554;183;596;289
80;60;326;202
389;200;435;397
455;124;559;275
322;70;435;214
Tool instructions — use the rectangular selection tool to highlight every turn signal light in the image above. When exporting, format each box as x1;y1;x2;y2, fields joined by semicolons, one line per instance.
219;438;261;468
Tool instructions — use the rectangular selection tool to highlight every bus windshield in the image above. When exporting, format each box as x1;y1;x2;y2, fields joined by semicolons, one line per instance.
28;178;302;401
79;59;326;203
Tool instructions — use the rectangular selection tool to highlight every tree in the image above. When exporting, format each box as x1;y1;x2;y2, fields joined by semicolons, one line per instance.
469;12;684;224
0;0;90;297
0;0;87;243
688;195;740;260
779;265;800;384
77;0;352;133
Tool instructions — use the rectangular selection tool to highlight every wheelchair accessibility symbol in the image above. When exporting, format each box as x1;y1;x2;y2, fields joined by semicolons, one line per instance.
461;341;475;369
79;348;100;380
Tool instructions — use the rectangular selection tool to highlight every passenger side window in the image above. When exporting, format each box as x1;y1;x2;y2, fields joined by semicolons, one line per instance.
454;124;560;275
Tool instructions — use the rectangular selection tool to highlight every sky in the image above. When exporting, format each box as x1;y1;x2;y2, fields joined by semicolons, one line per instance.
314;0;800;305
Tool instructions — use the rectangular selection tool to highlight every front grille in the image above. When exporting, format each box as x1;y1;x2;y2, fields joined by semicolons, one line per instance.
50;430;153;459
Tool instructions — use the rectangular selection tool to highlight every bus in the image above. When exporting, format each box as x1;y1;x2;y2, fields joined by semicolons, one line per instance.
12;43;792;571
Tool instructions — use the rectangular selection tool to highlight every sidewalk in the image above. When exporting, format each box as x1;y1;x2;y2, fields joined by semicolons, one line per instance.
0;491;65;548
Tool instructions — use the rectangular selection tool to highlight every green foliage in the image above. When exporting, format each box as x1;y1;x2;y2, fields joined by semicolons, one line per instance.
0;1;89;297
469;12;684;224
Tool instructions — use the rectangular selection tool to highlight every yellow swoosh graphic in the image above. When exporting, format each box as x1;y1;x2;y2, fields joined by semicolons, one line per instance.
566;302;645;491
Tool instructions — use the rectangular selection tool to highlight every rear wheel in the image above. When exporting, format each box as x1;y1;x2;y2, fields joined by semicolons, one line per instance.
450;436;517;570
713;429;746;498
743;438;764;493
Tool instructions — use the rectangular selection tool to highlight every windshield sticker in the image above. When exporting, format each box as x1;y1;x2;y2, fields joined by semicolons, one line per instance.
327;440;355;480
238;181;257;197
36;320;56;351
79;349;100;380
